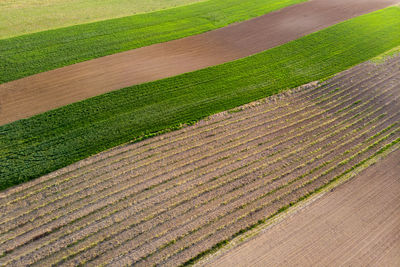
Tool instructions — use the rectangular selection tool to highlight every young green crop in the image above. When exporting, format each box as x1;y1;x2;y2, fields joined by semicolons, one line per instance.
0;7;399;190
0;0;306;83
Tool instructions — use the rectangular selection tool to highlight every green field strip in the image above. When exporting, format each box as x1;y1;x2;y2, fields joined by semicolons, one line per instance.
154;125;400;266
1;7;400;191
131;123;400;266
0;0;306;83
1;83;350;220
2;77;390;266
38;89;400;266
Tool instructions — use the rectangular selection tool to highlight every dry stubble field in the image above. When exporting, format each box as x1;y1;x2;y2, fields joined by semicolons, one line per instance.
0;56;399;266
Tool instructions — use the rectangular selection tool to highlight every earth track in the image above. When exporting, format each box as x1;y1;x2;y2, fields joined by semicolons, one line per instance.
0;57;399;266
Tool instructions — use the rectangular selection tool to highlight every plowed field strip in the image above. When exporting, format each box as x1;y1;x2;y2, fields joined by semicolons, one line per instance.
1;57;399;266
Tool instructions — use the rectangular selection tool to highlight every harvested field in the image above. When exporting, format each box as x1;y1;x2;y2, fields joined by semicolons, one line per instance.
0;57;399;266
1;0;399;124
206;149;400;267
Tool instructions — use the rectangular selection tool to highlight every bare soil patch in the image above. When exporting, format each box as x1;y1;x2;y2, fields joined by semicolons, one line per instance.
1;0;399;125
206;149;400;267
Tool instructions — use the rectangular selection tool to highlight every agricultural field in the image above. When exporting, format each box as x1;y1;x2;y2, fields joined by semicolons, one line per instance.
1;0;400;265
1;7;399;190
0;56;399;265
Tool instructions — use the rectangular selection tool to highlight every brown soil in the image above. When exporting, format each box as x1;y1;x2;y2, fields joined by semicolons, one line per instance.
1;0;399;125
0;57;398;266
206;149;400;267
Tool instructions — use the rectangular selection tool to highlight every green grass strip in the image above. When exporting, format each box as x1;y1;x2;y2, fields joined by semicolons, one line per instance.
0;7;399;190
371;45;400;63
0;0;306;83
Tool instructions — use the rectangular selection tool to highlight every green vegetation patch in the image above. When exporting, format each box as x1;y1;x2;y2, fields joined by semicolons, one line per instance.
0;0;205;39
0;0;306;83
0;7;399;190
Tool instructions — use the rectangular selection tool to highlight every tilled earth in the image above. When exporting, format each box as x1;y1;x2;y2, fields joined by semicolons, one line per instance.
205;145;400;267
0;56;399;266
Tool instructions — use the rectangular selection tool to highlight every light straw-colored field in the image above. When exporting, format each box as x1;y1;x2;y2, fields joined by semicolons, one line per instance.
0;56;399;266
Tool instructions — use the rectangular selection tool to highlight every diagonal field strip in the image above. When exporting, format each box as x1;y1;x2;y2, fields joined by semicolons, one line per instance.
1;8;400;191
0;56;399;266
1;0;399;124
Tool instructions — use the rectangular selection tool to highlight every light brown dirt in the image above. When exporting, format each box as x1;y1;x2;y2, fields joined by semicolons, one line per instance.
1;0;399;125
207;149;400;267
